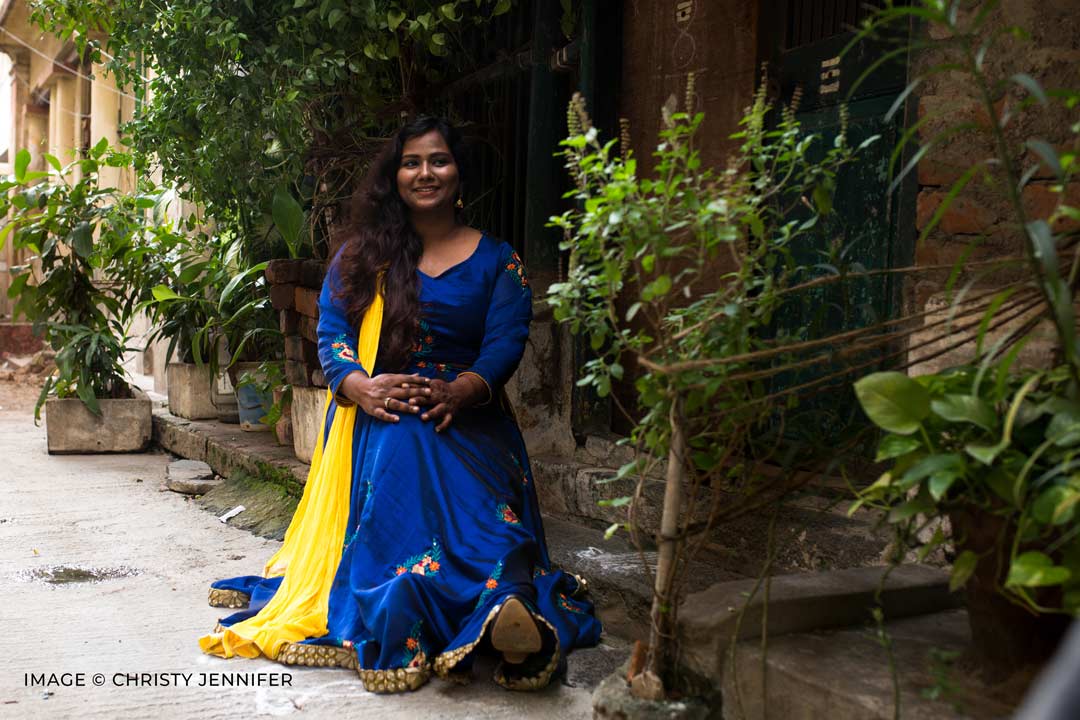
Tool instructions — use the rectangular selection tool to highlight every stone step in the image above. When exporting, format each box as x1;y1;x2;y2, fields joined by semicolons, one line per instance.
723;609;1013;720
531;453;903;578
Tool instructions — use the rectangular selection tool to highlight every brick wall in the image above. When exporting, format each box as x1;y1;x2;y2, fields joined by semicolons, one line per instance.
910;0;1079;309
266;259;327;390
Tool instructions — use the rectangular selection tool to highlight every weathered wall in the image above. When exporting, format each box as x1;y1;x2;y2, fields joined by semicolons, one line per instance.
620;0;759;172
909;0;1079;307
905;0;1080;373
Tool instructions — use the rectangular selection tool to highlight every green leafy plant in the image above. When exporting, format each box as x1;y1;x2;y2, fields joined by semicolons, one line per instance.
1;141;178;420
32;0;519;261
147;232;279;376
847;0;1080;681
548;80;867;696
855;366;1080;615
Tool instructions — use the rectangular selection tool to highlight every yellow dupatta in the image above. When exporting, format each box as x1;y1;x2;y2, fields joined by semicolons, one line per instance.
199;289;384;660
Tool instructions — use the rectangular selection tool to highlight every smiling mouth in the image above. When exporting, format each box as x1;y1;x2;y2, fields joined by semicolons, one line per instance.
413;186;440;194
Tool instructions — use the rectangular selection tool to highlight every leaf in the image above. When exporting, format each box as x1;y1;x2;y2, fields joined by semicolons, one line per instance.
439;3;458;21
965;443;1004;465
1047;404;1080;446
75;381;101;416
604;523;621;540
899;453;963;491
811;182;833;216
949;550;978;592
854;372;931;435
493;0;511;15
885;78;921;123
931;394;996;431
1032;485;1080;526
43;153;63;173
327;8;344;28
151;285;185;302
1006;551;1071;587
985;467;1020;507
0;222;14;251
875;434;922;462
387;8;407;29
1011;73;1048;107
928;471;959;501
218;262;269;312
643;274;671;300
271;186;304;257
14;148;30;182
70;222;93;258
887;493;936;523
968;373;1043;465
1028;219;1059;276
1026;139;1063;182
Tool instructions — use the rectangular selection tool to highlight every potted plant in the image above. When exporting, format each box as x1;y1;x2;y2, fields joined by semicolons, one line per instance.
234;360;287;432
149;232;281;428
1;141;169;452
146;233;233;421
853;364;1077;679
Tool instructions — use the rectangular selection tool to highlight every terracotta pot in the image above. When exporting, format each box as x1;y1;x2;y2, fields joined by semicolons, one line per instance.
949;506;1070;681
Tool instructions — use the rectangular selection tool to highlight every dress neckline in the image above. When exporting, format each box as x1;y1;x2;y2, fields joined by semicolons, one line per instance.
417;231;487;280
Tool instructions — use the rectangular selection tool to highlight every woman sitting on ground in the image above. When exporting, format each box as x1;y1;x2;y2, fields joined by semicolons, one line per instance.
200;116;602;693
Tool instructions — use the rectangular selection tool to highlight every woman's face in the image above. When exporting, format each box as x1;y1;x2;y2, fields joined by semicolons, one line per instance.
396;130;460;214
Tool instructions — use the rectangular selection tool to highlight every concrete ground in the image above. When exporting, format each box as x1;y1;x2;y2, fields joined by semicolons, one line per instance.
0;382;612;719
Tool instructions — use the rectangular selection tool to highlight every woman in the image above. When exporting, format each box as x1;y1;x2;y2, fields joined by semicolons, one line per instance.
200;117;602;693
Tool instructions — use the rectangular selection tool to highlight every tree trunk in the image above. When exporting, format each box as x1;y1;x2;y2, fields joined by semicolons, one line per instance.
635;400;687;699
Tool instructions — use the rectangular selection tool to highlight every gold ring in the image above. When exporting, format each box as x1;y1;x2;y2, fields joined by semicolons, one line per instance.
384;397;392;410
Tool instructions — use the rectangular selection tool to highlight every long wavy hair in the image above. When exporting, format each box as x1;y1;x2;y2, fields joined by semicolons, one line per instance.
335;117;470;370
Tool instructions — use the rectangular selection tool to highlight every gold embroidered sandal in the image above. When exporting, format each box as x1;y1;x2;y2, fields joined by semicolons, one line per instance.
489;596;542;665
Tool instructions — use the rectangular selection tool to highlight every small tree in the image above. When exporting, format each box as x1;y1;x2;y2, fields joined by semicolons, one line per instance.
548;80;864;696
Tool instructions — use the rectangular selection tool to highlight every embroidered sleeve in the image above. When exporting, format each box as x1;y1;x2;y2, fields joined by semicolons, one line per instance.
318;250;368;402
502;251;529;291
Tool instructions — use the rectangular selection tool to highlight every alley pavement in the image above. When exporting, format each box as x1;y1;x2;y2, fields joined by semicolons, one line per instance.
0;398;595;719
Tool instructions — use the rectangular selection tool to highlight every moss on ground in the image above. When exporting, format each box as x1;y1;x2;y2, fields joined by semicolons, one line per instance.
196;469;299;541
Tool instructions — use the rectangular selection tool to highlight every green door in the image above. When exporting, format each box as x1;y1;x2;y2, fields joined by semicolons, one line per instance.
769;6;915;443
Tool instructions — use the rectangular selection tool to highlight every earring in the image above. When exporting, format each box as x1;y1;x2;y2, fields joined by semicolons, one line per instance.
455;196;464;209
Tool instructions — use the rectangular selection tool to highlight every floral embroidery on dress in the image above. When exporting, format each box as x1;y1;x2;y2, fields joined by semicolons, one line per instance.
412;318;435;358
503;250;529;289
510;452;529;485
532;567;550;579
475;560;504;609
415;360;450;373
332;334;358;364
395;539;443;577
343;524;361;547
558;593;588;615
401;620;428;668
497;503;521;525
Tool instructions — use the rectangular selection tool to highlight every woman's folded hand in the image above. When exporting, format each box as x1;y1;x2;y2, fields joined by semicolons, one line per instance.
415;374;488;432
341;371;431;423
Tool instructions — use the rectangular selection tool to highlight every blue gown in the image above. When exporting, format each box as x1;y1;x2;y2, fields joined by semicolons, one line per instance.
208;233;602;692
